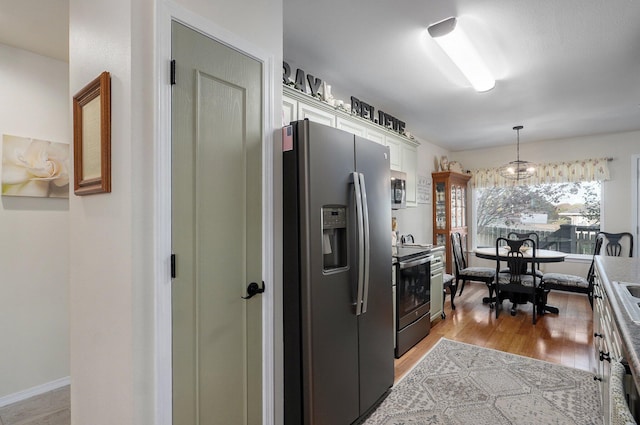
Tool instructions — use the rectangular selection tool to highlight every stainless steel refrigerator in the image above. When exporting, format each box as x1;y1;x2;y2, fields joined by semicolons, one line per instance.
283;120;394;425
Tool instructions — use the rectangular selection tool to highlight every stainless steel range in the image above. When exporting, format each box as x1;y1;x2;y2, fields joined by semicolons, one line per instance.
393;245;433;358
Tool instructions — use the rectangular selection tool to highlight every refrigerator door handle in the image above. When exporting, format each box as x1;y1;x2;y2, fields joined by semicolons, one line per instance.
352;171;365;316
359;173;370;314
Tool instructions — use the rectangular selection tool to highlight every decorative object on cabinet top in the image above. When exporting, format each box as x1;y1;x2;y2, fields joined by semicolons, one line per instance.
447;161;463;173
439;156;448;172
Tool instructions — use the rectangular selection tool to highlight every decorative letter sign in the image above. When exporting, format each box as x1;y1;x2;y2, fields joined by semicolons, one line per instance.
283;61;408;136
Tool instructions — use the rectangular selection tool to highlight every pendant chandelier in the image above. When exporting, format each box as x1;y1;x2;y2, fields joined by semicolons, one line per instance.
499;125;536;180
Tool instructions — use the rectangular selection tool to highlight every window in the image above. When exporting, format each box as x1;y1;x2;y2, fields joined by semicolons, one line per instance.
474;181;601;255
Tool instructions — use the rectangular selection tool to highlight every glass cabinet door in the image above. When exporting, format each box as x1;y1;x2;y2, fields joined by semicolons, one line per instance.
435;182;446;230
461;186;466;227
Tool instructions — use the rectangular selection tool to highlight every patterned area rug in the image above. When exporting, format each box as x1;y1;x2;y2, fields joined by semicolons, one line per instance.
364;338;602;425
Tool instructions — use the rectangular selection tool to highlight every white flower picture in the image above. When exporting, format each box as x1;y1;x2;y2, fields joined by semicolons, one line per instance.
1;135;70;198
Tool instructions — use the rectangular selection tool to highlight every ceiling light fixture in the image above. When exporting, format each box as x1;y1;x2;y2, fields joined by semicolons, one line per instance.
499;125;536;181
427;17;495;92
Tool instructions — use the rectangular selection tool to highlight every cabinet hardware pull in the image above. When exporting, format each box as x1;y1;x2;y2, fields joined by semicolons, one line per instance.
593;332;603;338
593;376;602;382
599;351;611;362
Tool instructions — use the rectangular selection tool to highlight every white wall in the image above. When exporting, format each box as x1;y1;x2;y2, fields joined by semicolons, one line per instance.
69;0;138;423
393;138;449;244
68;0;282;424
0;44;70;399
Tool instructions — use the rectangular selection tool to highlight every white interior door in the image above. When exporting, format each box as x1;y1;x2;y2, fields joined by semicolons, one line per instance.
171;21;263;425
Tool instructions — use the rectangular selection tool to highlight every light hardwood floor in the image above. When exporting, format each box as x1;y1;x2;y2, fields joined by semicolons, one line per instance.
394;281;596;383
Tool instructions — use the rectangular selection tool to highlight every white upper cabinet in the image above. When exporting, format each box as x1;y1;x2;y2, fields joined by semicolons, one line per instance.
401;143;418;206
365;127;385;146
282;94;297;126
337;117;386;146
336;117;366;137
282;85;420;206
385;135;402;171
298;102;336;127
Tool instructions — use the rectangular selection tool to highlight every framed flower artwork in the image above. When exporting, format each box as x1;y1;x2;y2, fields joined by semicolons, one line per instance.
1;135;70;198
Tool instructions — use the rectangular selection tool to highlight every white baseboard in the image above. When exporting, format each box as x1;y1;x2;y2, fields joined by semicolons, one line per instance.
0;377;70;408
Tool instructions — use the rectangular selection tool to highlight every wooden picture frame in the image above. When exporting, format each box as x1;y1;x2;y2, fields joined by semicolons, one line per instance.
73;71;111;195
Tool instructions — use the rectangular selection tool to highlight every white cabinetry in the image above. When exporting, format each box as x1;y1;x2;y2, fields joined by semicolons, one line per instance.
402;143;417;205
430;249;445;321
298;102;336;127
336;116;366;137
365;127;385;145
384;135;402;171
282;86;420;207
593;266;624;425
384;134;417;206
282;94;297;126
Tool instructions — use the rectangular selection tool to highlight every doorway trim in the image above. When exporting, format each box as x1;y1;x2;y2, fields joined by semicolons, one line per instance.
155;1;276;424
633;154;639;257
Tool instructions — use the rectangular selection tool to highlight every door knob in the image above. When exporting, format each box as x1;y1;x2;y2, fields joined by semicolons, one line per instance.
242;281;265;299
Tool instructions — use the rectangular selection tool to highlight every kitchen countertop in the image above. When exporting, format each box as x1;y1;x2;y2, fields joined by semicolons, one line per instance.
596;256;640;389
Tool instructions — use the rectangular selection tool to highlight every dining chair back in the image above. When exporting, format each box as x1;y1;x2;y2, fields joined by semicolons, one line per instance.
507;231;539;246
597;232;633;257
505;232;542;277
450;232;496;307
495;237;541;324
541;233;604;308
451;232;470;270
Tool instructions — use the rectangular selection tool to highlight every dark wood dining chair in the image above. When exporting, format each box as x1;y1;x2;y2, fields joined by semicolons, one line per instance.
495;237;542;324
506;231;543;277
541;234;603;308
441;273;456;319
451;232;496;307
597;231;633;257
507;231;539;246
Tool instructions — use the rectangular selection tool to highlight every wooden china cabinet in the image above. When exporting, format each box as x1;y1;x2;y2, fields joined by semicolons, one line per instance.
432;171;472;274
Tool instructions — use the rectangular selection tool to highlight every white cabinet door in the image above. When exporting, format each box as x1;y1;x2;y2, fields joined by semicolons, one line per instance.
402;143;417;206
336;117;366;137
385;135;402;171
430;269;443;321
282;95;297;126
298;102;336;127
365;127;385;145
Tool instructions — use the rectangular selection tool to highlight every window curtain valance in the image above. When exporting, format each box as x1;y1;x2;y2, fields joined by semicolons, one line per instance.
471;157;610;188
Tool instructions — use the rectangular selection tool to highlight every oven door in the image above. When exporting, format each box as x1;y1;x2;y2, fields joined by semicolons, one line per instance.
396;255;432;330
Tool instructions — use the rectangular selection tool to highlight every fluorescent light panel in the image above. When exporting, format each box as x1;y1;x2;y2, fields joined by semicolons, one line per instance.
428;17;495;92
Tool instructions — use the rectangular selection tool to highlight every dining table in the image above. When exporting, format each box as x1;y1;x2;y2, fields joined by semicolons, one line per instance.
474;247;569;314
474;246;568;263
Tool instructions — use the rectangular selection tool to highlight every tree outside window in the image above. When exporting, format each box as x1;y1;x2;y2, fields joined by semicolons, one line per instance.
475;181;601;254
